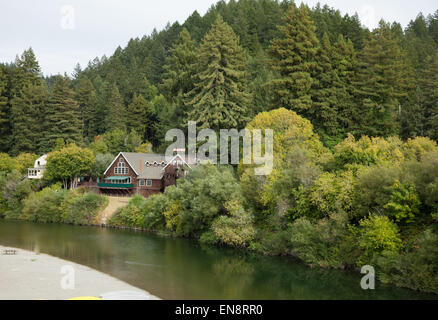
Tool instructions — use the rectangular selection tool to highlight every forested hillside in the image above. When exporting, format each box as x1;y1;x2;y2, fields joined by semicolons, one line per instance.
1;0;438;294
1;0;438;155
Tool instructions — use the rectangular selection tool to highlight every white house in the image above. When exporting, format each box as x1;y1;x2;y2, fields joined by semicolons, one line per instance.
28;155;47;179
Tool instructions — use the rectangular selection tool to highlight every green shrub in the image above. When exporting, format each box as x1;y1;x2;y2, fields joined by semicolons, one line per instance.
425;179;438;213
357;215;402;265
288;212;349;268
377;228;438;294
142;193;167;231
20;184;66;223
211;200;256;248
352;165;400;219
309;171;355;217
199;230;219;245
109;193;167;231
402;137;438;162
161;165;243;237
62;191;108;225
1;170;34;219
249;228;291;256
0;153;19;173
333;135;380;169
384;180;420;224
108;195;145;228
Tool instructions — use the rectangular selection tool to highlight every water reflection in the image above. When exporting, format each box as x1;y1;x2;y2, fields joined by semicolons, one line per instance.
0;220;436;300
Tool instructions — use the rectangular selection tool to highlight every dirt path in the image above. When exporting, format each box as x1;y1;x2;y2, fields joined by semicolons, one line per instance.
98;196;131;225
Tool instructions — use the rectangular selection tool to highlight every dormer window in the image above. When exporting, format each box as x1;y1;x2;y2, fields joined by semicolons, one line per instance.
153;161;158;166
161;161;166;166
145;161;150;166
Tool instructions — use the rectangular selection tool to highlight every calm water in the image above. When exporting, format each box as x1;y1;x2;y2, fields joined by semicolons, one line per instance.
0;220;436;299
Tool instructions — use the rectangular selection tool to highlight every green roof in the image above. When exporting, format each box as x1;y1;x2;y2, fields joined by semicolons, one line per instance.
104;176;130;180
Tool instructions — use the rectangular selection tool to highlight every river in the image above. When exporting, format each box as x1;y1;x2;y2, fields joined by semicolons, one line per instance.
0;220;436;299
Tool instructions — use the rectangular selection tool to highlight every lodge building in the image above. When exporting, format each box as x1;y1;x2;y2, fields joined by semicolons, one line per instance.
97;152;196;197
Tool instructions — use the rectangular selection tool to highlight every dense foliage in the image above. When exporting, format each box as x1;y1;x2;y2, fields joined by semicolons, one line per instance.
0;0;437;295
1;182;108;225
106;108;438;294
0;1;437;153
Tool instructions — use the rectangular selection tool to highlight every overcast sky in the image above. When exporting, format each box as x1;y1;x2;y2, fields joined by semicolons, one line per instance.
0;0;436;76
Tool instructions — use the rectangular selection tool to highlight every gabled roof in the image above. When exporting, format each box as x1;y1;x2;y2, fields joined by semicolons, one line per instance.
33;154;47;168
122;152;167;179
163;154;194;170
103;152;198;180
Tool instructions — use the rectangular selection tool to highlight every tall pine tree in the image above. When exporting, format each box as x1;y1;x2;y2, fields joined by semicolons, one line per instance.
105;83;126;131
420;50;438;140
75;76;99;141
331;34;357;132
267;4;319;120
160;28;197;128
10;48;41;97
0;65;10;152
310;33;340;142
352;20;413;137
10;83;48;155
185;16;251;130
9;48;46;155
127;93;149;139
40;75;81;152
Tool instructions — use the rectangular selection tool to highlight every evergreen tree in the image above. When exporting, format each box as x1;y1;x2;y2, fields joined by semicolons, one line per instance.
352;20;413;137
331;34;357;133
10;48;41;97
183;10;205;42
310;33;341;144
10;83;48;155
95;78;111;134
247;48;273;117
267;4;319;120
0;65;10;152
405;14;437;76
127;93;149;139
185;16;251;130
428;10;438;44
160;28;197;128
72;63;82;80
400;87;427;139
420;51;438;140
75;76;99;141
105;83;126;131
40;76;81;152
8;48;45;155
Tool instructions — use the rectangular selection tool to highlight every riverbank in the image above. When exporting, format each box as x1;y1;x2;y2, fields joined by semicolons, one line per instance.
0;245;160;300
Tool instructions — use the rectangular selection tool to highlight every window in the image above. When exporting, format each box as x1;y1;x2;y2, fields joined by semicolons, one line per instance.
114;160;129;174
108;177;130;184
146;179;152;187
139;179;145;187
